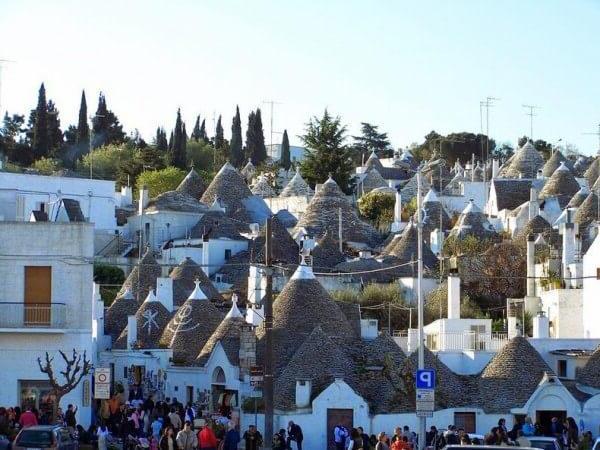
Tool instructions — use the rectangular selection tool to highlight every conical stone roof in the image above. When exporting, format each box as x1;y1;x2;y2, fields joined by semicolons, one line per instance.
364;151;385;173
415;189;452;235
577;345;600;389
574;192;599;230
538;162;580;208
200;162;255;221
104;288;138;342
584;158;600;188
449;200;498;240
479;336;553;412
567;188;589;208
251;215;299;265
145;190;208;213
383;221;438;272
514;215;561;249
573;156;592;177
114;290;172;350
541;151;571;177
118;248;162;302
170;257;222;306
312;231;345;271
499;141;544;179
294;176;381;247
251;175;276;198
176;168;205;199
279;167;313;197
159;281;224;365
400;173;431;202
240;159;255;180
361;168;388;194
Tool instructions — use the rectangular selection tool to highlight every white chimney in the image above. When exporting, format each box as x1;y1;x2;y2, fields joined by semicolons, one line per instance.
295;379;312;408
526;234;536;297
121;186;133;207
537;169;544;180
92;283;103;320
138;185;149;214
447;274;461;319
529;188;539;220
508;316;520;338
560;210;577;280
127;315;137;350
388;180;395;189
360;319;378;340
156;277;174;312
430;229;444;255
247;265;266;304
491;159;499;179
532;311;550;339
394;190;402;224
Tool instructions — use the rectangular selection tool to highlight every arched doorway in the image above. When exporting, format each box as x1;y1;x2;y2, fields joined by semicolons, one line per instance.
210;367;237;418
534;394;568;435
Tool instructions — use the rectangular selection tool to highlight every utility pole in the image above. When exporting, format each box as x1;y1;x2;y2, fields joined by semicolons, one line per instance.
481;97;498;208
212;111;217;166
263;217;274;448
262;100;281;160
522;104;540;141
583;123;600;155
0;59;15;117
416;167;425;450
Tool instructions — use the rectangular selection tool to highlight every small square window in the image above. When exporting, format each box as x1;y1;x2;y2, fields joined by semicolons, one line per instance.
225;249;232;260
558;359;567;377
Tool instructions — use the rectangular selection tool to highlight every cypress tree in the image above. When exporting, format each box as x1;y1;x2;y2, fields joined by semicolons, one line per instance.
230;106;244;167
199;119;208;143
280;129;291;170
76;90;89;146
191;115;201;141
245;108;267;165
168;131;173;152
155;127;168;152
32;83;49;159
46;100;63;157
91;92;126;148
215;115;224;149
169;109;187;169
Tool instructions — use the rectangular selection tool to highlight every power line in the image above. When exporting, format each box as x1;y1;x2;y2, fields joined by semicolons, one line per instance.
522;104;540;140
582;123;600;155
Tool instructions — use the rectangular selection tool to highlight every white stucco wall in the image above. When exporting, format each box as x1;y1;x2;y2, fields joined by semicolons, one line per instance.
128;211;203;250
582;234;600;338
540;289;584;338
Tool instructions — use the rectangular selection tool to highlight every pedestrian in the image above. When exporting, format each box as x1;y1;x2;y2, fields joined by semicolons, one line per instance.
391;436;410;450
522;417;535;436
19;406;38;428
185;405;195;424
375;432;389;450
550;417;564;439
287;421;303;450
242;425;262;450
169;408;182;434
334;424;348;450
358;427;370;450
97;423;110;450
222;422;240;450
198;420;218;450
160;426;177;450
403;426;416;448
176;421;198;450
65;404;78;431
272;432;286;450
391;427;402;444
348;428;364;450
152;417;164;439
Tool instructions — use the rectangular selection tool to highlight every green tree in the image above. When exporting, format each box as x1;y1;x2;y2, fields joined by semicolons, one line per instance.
91;92;126;149
32;83;49;160
245;108;267;165
77;144;137;181
191;115;201;141
154;127;168;152
77;90;89;146
357;191;395;231
168;109;187;169
1;113;31;165
352;122;392;158
136;166;187;198
94;263;125;307
518;136;552;161
300;109;354;194
32;157;62;175
214;115;225;152
492;142;514;160
230;106;244;167
280;129;291;170
46;100;63;157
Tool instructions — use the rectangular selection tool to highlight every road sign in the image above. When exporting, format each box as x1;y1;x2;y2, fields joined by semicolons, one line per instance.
250;366;263;388
416;411;433;418
94;368;111;399
416;369;436;389
416;389;434;402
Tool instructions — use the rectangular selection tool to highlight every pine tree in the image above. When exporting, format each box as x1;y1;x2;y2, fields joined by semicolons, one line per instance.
168;131;173;152
280;129;291;170
215;115;225;149
352;122;392;158
199;119;208;143
230;106;244;167
32;83;49;159
91;92;126;148
191;115;201;141
46;100;63;157
155;127;168;152
76;90;89;146
245;108;267;165
169;109;187;169
300;109;353;194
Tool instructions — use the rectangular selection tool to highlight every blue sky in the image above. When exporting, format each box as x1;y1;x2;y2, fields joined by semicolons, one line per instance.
1;0;599;153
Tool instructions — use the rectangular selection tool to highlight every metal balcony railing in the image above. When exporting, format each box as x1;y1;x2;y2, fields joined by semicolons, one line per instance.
0;303;66;329
392;330;510;353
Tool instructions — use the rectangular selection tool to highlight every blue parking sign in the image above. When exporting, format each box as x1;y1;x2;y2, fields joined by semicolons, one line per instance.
416;369;436;389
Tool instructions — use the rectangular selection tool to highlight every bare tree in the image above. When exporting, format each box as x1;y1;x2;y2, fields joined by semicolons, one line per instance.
37;349;93;421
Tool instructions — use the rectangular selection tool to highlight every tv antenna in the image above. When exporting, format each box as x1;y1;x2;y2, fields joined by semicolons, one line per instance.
582;123;600;155
522;104;540;140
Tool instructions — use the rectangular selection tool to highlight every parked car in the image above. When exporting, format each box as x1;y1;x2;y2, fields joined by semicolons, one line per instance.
526;436;561;450
592;437;600;450
13;426;78;450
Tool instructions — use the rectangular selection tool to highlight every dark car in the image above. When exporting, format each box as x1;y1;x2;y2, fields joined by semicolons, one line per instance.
13;426;78;450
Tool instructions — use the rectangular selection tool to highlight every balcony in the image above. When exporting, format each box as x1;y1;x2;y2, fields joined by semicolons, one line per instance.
0;302;66;331
393;330;510;354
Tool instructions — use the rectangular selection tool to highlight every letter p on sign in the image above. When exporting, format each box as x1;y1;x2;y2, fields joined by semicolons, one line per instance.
416;369;436;389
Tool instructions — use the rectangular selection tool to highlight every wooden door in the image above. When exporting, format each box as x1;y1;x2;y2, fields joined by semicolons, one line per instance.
327;409;353;450
24;266;51;325
536;410;566;436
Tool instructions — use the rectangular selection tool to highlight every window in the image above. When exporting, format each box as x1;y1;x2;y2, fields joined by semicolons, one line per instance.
24;266;52;325
558;359;567;378
215;274;223;283
224;249;232;260
454;412;476;433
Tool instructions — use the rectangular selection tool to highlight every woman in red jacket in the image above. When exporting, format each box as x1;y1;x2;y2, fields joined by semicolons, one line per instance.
197;420;218;450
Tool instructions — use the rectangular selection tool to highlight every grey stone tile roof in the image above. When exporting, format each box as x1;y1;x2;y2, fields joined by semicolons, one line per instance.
274;209;298;228
361;168;388;194
294;177;381;247
251;215;299;265
577;345;600;389
31;210;48;221
176;168;205;199
200;162;255;222
333;255;408;283
117;248;162;302
575;192;599;230
104;289;140;343
584;158;600;188
312;231;346;271
415;190;452;235
567;188;589;208
541;151;572;177
189;210;248;241
491;179;533;212
145;190;208;213
113;296;172;350
538;163;580;208
170;257;223;306
279;168;313;197
514;215;561;249
449;200;499;240
573;156;593;177
159;289;224;365
400;173;431;202
383;221;438;272
364;152;410;181
61;198;85;222
498;141;545;179
195;314;246;366
479;336;553;413
240;159;255;180
251;176;276;198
